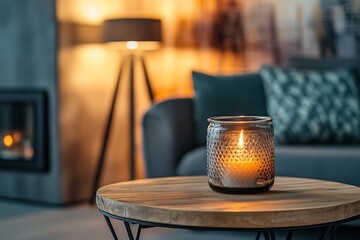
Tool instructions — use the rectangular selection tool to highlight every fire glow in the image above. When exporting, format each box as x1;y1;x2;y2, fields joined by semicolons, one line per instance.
3;134;14;147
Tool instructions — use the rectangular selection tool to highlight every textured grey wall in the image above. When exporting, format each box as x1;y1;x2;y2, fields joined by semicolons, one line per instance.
0;0;61;203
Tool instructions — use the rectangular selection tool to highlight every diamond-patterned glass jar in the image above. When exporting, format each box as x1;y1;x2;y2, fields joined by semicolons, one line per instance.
207;116;275;194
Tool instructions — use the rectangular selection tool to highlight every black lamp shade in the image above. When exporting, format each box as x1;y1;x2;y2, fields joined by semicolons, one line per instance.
103;18;162;43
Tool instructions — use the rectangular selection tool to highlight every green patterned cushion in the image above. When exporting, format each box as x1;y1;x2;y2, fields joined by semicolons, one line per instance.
260;66;360;144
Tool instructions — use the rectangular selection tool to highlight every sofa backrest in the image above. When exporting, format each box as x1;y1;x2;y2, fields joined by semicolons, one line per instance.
289;57;360;81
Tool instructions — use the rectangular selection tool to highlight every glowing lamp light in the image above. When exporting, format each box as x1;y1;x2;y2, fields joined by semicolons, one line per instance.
84;5;101;22
126;41;139;50
3;134;14;147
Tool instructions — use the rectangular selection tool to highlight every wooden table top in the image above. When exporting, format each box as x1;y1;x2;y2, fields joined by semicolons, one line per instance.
96;176;360;229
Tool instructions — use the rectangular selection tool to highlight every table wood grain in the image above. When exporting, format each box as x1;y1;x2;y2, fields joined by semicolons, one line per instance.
96;176;360;229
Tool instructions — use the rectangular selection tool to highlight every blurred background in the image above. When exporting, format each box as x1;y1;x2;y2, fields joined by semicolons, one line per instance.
0;0;360;203
0;0;360;205
58;0;360;199
0;0;360;239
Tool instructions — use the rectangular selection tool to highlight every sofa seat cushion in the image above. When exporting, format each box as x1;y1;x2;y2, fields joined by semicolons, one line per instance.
276;145;360;187
176;146;207;176
192;71;268;146
176;145;360;188
260;66;360;144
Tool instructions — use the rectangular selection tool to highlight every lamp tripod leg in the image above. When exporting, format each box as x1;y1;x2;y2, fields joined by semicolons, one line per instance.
91;53;150;198
140;55;154;103
90;56;126;204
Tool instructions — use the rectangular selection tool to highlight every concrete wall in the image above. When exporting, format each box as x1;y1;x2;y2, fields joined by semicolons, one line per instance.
0;0;61;204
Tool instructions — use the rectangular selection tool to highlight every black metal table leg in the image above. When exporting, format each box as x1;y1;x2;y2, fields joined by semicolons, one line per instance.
135;225;142;240
264;232;270;240
124;222;143;240
104;215;119;240
102;211;145;240
286;230;293;240
124;222;135;240
256;231;277;240
329;225;337;240
101;210;343;240
320;225;337;240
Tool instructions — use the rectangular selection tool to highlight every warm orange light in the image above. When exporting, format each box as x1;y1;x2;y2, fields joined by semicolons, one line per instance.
24;146;34;160
84;4;101;23
13;131;22;143
238;130;244;148
3;134;14;147
107;41;161;51
223;129;261;186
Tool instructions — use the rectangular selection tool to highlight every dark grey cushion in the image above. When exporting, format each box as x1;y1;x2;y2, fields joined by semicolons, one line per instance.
176;146;207;176
192;71;268;146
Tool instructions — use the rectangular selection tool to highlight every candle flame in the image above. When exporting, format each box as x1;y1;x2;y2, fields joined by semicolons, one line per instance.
238;130;244;148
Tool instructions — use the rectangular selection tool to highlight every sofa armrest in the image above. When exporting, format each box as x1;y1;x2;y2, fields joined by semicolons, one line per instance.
142;98;197;177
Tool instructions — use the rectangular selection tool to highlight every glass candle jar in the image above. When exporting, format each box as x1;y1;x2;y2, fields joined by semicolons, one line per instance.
207;116;275;194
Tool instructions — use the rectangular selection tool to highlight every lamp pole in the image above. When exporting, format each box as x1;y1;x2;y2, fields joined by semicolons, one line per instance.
129;54;136;180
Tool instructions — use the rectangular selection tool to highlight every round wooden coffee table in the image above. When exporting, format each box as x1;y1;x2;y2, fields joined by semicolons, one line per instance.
96;176;360;240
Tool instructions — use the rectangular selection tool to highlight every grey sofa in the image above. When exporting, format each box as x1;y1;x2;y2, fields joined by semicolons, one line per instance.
143;98;360;187
143;57;360;186
142;57;360;238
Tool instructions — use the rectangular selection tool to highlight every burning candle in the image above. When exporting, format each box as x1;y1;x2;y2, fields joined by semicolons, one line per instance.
207;116;275;194
222;130;261;187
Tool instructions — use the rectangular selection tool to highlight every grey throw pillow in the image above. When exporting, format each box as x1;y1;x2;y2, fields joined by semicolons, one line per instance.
260;66;360;144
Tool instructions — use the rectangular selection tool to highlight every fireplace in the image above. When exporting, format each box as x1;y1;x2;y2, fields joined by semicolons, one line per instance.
0;90;47;172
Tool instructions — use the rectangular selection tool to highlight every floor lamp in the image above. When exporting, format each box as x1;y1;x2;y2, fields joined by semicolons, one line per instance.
91;18;162;203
